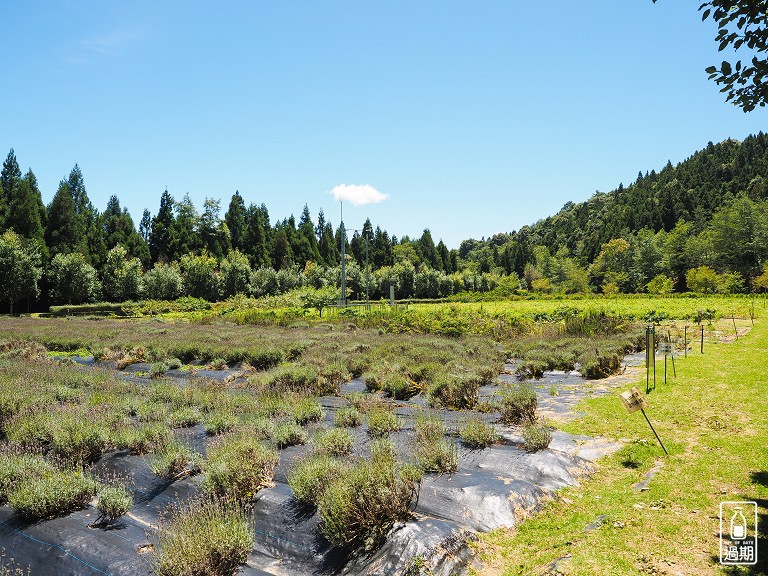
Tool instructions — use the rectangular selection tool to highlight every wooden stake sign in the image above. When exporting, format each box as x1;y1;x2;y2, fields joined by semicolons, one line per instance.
619;387;668;455
620;387;648;414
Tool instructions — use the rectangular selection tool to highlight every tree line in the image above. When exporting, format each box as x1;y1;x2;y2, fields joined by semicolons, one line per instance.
2;135;768;312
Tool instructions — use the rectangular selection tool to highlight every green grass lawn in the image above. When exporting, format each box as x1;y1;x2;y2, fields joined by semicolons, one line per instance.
478;318;768;576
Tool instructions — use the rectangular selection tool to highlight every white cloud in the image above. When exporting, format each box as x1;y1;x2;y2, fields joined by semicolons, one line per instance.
330;184;388;206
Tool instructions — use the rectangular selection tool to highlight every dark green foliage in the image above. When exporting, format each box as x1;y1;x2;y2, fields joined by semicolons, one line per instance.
7;171;46;244
150;189;175;262
695;0;768;112
45;181;86;258
225;191;248;252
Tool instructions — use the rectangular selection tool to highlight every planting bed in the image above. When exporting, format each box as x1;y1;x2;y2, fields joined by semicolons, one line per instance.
0;320;642;576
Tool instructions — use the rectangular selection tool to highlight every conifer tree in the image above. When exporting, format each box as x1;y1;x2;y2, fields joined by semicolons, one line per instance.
0;149;22;229
150;189;175;262
8;171;45;245
225;191;247;251
45;181;86;258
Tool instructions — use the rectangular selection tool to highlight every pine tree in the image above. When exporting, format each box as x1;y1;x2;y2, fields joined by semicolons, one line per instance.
102;195;150;263
437;240;452;273
272;229;293;269
66;165;104;266
1;149;22;229
139;209;152;242
45;181;86;258
150;189;175;262
244;203;271;268
8;171;45;245
297;204;321;265
225;191;247;251
418;229;441;270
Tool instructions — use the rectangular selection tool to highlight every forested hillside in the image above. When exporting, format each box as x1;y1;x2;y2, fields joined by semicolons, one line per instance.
1;134;768;312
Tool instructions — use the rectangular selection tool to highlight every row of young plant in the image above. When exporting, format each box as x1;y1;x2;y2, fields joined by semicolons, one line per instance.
0;337;552;574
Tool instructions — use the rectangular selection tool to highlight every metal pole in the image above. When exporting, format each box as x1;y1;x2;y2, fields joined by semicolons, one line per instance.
700;325;704;354
641;408;668;455
340;202;346;307
646;326;650;394
732;315;738;340
671;351;676;377
652;326;656;391
684;325;687;358
664;355;667;387
365;231;370;309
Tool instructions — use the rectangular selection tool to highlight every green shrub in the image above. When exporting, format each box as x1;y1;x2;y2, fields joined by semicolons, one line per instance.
0;452;55;503
427;374;479;409
149;497;254;576
459;417;499;449
202;432;279;501
293;397;323;425
346;391;386;414
366;408;401;437
498;383;538;425
52;416;108;464
167;407;202;428
150;362;169;378
381;373;416;400
274;422;308;448
114;423;171;454
209;357;227;370
166;357;183;370
317;439;421;549
288;455;348;507
204;412;238;435
334;406;362;428
261;364;319;394
148;441;198;478
8;469;98;520
414;414;457;473
311;428;354;457
522;424;552;452
96;483;133;522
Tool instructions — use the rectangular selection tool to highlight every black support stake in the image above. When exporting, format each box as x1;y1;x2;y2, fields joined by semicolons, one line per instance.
641;408;668;455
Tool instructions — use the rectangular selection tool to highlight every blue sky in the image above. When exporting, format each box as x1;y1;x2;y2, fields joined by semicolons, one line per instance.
3;1;767;248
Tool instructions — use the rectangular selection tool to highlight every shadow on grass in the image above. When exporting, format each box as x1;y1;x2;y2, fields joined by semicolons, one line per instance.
716;473;768;575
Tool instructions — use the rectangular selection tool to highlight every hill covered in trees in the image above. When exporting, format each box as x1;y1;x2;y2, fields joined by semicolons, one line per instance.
1;134;768;312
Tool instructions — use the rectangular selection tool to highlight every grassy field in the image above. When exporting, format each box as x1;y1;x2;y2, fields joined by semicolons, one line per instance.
477;317;768;575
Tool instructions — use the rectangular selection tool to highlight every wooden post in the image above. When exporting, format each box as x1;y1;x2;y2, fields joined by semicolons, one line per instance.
732;315;738;340
684;325;688;358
